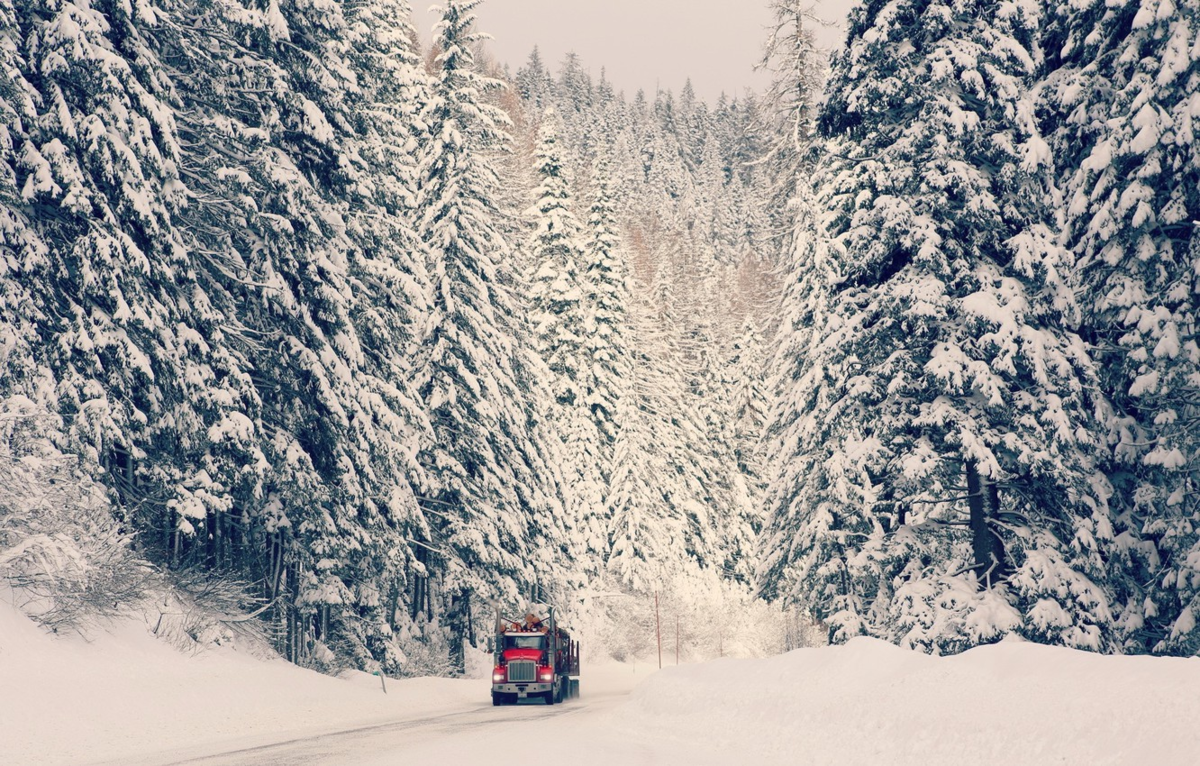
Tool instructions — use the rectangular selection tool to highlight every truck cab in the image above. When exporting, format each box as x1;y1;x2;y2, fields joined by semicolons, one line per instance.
491;609;580;706
491;632;557;705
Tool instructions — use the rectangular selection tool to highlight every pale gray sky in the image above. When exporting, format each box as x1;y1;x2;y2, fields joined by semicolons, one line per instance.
422;0;857;102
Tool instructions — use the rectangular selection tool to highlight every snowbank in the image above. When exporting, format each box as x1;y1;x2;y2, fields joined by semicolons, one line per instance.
610;636;1200;764
7;597;1200;765
0;600;479;766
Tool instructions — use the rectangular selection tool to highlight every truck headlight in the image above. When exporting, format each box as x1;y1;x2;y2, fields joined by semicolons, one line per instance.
492;672;505;683
539;671;553;681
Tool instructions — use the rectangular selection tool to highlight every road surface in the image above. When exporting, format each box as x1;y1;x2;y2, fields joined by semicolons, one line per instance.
158;694;615;766
95;667;706;766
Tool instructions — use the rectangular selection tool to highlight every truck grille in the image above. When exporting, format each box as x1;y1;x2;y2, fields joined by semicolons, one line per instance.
507;660;536;682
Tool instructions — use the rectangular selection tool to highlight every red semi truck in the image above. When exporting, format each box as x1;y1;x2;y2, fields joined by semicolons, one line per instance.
491;607;580;705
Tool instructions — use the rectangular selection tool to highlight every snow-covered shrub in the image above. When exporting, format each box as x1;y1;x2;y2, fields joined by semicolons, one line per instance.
0;396;145;631
389;617;457;678
150;569;273;654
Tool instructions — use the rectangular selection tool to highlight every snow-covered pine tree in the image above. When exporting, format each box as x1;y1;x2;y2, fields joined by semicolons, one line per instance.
756;0;826;262
143;0;334;663
582;156;632;453
0;1;47;405
645;92;692;218
524;109;603;577
6;0;254;578
582;68;620;166
515;46;555;115
694;327;758;587
417;0;566;669
727;315;769;510
606;295;690;591
140;0;433;669
318;0;435;671
555;53;595;157
235;0;433;669
675;79;708;175
758;161;867;625
752;0;829;604
1041;0;1200;654
762;0;1113;652
606;387;670;593
672;246;754;583
527;110;588;409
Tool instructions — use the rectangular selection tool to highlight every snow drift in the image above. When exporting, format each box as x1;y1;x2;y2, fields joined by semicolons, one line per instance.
611;637;1200;764
0;601;479;766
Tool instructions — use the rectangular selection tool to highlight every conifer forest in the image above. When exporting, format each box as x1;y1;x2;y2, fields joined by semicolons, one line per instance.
1;0;1197;684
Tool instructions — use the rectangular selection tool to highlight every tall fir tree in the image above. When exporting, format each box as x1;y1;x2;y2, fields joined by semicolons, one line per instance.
1041;0;1200;654
762;0;1113;652
727;315;769;513
756;0;826;262
527;110;588;409
416;0;566;668
525;108;603;576
607;295;689;591
6;0;256;580
582;156;632;454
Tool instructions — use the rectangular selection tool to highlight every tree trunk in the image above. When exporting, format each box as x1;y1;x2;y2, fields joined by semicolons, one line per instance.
388;582;400;633
966;460;1008;588
269;532;285;601
164;507;174;566
205;511;217;570
410;545;427;621
448;589;466;675
466;596;475;647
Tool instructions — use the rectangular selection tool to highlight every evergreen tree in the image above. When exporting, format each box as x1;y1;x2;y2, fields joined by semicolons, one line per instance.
0;0;48;406
515;46;554;113
728;316;769;503
416;0;566;668
556;52;594;148
7;0;252;578
582;156;632;452
527;111;588;408
1042;0;1200;653
525;109;602;575
607;297;689;591
762;0;1112;652
756;0;825;259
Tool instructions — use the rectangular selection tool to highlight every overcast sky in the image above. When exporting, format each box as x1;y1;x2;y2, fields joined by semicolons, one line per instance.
421;0;858;103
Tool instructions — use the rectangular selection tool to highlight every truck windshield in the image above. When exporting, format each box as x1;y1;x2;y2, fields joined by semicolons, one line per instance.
504;636;546;650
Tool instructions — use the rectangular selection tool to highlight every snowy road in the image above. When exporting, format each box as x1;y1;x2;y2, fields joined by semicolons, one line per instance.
7;597;699;766
147;692;621;766
15;598;1200;766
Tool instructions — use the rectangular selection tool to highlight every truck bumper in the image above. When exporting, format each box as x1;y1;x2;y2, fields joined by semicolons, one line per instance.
492;682;551;698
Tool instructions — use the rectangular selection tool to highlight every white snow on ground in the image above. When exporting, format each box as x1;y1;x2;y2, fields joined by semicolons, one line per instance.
4;597;1200;765
0;601;481;766
609;637;1200;764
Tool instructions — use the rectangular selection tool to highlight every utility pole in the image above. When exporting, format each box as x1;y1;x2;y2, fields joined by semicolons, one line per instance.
654;591;662;669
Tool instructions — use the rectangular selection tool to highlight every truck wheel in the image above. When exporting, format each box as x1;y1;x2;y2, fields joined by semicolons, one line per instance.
571;679;579;699
543;689;556;705
492;693;502;706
